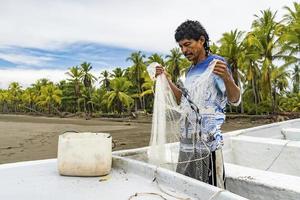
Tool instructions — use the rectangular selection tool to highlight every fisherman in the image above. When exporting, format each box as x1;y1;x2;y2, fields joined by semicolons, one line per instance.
155;20;240;188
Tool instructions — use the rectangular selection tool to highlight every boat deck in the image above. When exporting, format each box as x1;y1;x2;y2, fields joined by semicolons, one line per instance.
0;157;245;200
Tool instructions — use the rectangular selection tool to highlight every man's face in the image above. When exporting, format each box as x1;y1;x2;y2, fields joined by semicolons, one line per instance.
178;37;205;63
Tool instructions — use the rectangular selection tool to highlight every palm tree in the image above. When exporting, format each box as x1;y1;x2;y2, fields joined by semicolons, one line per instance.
251;9;283;112
0;90;9;112
147;53;165;66
292;65;299;93
66;66;83;112
126;51;146;110
79;62;97;116
239;33;263;114
37;84;62;114
140;73;155;113
210;43;219;54
111;67;124;78
99;70;111;91
80;62;97;88
103;77;134;114
22;88;37;112
165;47;183;83
271;65;290;110
90;88;108;113
281;2;300;93
279;92;300;112
281;2;300;63
8;82;22;112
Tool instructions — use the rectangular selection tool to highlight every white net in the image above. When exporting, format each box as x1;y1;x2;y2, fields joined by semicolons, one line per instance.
147;60;219;172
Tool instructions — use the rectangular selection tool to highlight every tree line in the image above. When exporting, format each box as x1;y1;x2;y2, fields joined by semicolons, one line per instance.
0;3;299;117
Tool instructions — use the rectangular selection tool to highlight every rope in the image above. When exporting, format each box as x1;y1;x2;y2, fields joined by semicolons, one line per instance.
208;189;225;200
153;167;191;200
265;140;290;171
128;192;167;200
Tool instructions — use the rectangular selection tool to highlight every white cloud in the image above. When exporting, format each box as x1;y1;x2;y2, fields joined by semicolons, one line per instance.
0;53;53;66
0;0;295;88
0;68;110;89
0;0;294;53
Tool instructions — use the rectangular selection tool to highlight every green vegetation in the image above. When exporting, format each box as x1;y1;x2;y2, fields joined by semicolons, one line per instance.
0;3;299;117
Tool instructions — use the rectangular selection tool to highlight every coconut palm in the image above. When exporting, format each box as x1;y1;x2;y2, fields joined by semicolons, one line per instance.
126;51;146;110
111;67;124;78
79;62;97;116
66;66;83;112
251;9;283;112
281;2;300;63
147;53;165;66
281;2;300;93
103;77;134;113
37;84;62;114
0;90;9;112
99;70;111;91
239;33;263;114
279;92;300;112
210;43;219;54
165;47;183;83
271;65;290;110
22;88;38;112
7;82;22;112
292;65;299;93
80;62;97;88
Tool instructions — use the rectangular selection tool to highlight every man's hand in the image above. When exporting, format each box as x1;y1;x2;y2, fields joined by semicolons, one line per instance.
155;65;165;77
213;60;241;104
213;60;231;81
154;65;182;104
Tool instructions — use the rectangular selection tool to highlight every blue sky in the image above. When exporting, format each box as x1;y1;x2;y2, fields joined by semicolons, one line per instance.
0;0;294;88
0;43;153;70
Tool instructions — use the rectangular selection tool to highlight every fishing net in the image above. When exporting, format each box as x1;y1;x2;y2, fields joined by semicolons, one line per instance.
147;60;219;173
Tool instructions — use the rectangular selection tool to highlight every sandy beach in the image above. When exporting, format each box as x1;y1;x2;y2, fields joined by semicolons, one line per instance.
0;114;271;164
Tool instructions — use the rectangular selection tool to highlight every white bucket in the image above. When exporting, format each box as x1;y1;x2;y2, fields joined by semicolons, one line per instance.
57;132;112;176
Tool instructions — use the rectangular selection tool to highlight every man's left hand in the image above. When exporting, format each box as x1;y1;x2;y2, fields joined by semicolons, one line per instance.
213;60;231;81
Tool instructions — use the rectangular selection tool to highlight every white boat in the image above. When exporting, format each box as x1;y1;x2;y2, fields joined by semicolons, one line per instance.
1;118;299;200
0;155;245;199
114;118;300;200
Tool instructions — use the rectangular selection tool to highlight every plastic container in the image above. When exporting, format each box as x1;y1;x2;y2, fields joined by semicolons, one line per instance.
57;132;112;176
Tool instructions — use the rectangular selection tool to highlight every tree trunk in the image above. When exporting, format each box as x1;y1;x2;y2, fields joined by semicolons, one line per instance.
272;83;277;113
240;95;244;114
252;78;258;115
134;99;138;112
48;103;51;114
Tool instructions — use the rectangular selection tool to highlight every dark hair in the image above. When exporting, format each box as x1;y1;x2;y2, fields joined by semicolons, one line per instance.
175;20;210;55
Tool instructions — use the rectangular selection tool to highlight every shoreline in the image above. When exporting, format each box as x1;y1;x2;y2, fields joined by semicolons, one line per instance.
0;114;274;164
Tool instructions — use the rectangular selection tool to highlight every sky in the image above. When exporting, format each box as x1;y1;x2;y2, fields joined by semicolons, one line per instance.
0;0;295;89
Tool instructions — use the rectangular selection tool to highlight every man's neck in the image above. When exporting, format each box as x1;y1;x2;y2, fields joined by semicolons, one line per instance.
193;54;207;65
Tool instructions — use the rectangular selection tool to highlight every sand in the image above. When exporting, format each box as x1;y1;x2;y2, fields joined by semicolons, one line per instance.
0;114;271;164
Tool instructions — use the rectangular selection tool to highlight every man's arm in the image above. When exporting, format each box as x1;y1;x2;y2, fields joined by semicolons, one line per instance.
166;78;182;104
155;65;182;104
213;60;240;104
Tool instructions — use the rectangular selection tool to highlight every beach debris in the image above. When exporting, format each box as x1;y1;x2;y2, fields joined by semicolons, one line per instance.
99;174;111;182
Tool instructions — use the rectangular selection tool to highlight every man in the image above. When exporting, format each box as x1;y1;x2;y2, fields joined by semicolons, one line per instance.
155;20;240;188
